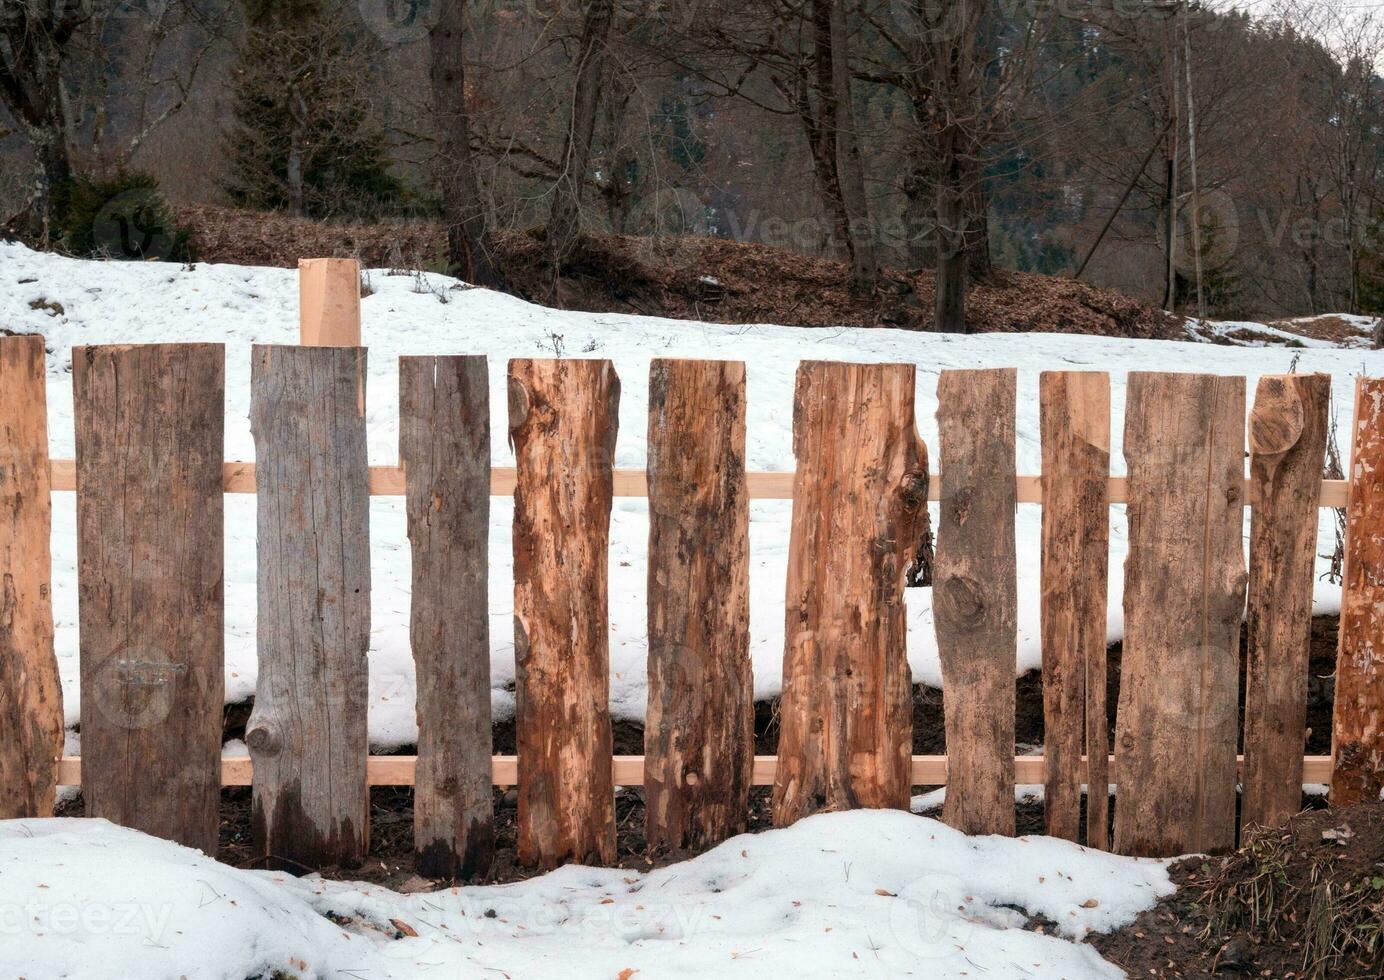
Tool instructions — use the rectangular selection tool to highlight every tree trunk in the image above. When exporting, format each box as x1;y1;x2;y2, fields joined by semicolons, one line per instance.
965;172;992;283
824;0;877;293
430;0;501;288
545;0;615;281
934;152;968;333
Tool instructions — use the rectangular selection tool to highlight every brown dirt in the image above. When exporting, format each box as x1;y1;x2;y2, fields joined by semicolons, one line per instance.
175;204;1181;338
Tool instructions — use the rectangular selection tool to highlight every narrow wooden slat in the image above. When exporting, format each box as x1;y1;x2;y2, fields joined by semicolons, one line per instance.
1115;372;1246;857
772;362;928;826
1242;374;1329;831
400;355;493;879
1331;376;1384;806
0;335;62;819
298;258;362;346
1039;372;1111;847
248;345;370;871
936;368;1018;836
645;359;752;850
73;344;224;852
509;359;619;868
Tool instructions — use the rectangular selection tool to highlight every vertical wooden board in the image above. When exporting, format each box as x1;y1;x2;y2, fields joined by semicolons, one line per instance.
0;335;62;819
935;368;1018;836
298;258;362;347
646;358;752;851
509;358;618;868
248;345;370;871
1039;371;1111;847
73;343;224;853
1331;376;1384;807
1242;374;1329;831
400;355;494;879
772;361;929;827
1114;372;1246;857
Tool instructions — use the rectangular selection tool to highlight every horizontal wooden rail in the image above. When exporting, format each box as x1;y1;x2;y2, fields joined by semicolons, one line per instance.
55;754;1334;787
45;460;1350;507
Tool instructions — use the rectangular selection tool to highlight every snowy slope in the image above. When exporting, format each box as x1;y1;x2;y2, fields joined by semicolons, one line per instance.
0;243;1374;749
0;811;1173;979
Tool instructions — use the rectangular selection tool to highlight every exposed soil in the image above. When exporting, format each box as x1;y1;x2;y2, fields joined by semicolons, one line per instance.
175;204;1182;339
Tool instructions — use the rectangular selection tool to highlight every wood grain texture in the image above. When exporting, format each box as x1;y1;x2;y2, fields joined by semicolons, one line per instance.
73;344;224;852
1114;372;1246;857
645;359;752;850
1039;371;1111;847
772;361;929;827
935;368;1018;836
248;345;370;871
0;335;62;819
1331;376;1384;806
1241;374;1329;832
509;359;619;868
400;355;493;879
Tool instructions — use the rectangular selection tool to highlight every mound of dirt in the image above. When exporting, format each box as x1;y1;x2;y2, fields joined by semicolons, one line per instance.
176;204;1181;338
1092;802;1384;979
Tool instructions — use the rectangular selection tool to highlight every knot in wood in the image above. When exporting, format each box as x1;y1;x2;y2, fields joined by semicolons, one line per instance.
246;724;282;756
937;575;986;628
899;471;928;510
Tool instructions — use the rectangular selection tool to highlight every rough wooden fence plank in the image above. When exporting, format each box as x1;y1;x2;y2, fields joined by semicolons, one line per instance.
1331;376;1384;806
1241;374;1329;832
773;361;929;826
248;345;370;871
509;358;619;868
400;355;493;879
1039;371;1111;847
0;335;62;819
73;343;224;852
1114;372;1246;857
935;368;1018;836
645;358;752;850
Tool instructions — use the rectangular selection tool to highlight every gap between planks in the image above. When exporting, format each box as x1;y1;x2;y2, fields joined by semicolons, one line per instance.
55;755;1334;786
44;461;1349;507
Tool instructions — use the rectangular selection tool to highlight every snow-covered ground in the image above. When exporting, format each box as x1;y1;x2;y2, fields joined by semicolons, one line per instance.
0;811;1173;979
0;243;1373;750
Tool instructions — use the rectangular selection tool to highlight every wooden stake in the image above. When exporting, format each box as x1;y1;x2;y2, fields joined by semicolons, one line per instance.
1039;372;1111;847
645;359;752;851
249;345;370;871
0;335;62;819
1241;374;1329;831
1331;376;1384;806
509;358;619;868
298;258;362;346
936;368;1018;836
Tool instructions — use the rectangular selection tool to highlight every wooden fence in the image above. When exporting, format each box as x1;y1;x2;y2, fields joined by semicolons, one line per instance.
0;326;1380;879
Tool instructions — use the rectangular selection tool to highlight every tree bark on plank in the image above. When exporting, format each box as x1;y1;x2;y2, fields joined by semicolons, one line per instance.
645;359;752;851
400;355;493;879
249;345;370;871
1331;376;1384;806
773;361;929;827
1241;374;1329;832
1039;371;1110;847
935;368;1017;836
73;343;224;853
0;335;62;819
509;358;619;868
1114;372;1246;857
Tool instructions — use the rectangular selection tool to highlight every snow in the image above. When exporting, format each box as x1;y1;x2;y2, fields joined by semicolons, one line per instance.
0;243;1375;750
0;811;1174;979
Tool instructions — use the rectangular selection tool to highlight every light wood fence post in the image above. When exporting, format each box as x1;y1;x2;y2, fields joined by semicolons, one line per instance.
299;258;362;347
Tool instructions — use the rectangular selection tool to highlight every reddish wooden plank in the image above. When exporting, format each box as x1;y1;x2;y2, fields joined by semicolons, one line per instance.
1331;376;1384;806
645;358;752;850
1241;374;1329;831
248;345;370;871
509;358;619;868
1114;372;1246;857
1039;371;1111;847
74;343;225;853
401;355;493;879
936;368;1018;836
773;361;929;826
0;335;62;819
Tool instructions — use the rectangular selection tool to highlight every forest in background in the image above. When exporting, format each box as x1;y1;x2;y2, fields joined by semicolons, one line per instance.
1;0;1382;328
